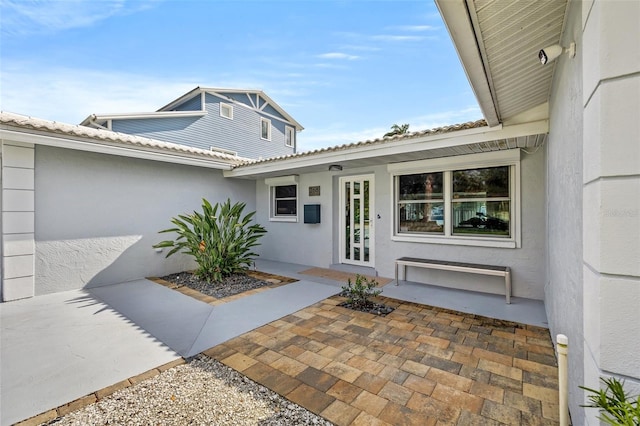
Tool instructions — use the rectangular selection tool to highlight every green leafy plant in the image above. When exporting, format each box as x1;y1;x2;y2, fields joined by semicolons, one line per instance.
341;274;382;309
153;198;266;283
580;377;640;425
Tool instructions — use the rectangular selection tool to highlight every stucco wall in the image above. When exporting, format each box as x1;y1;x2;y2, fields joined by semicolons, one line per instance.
544;1;585;423
257;149;546;300
254;171;335;267
580;1;640;424
34;145;255;295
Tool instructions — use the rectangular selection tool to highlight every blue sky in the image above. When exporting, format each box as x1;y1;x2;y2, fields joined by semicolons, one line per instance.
0;0;481;151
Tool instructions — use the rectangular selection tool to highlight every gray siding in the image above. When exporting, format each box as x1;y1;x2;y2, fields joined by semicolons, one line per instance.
109;93;295;159
172;95;202;112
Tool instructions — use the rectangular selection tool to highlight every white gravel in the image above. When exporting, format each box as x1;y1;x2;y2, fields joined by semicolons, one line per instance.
45;355;333;426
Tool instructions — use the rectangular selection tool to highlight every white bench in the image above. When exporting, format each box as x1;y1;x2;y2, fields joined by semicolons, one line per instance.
395;257;512;304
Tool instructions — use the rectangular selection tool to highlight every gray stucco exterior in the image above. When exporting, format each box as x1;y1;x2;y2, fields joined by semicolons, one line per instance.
108;92;297;160
33;145;255;295
255;148;547;300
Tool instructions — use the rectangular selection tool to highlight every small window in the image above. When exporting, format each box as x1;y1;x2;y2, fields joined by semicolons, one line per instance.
261;118;271;141
220;103;233;119
272;184;297;219
285;126;295;148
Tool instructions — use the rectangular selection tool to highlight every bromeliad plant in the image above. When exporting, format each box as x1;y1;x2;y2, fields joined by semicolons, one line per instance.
153;199;266;283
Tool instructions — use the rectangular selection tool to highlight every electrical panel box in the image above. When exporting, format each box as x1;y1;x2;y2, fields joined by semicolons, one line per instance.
304;204;321;224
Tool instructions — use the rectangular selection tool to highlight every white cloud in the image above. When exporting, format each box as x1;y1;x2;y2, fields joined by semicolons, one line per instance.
297;126;389;152
410;106;483;130
296;106;483;152
0;0;159;36
0;64;198;124
391;25;438;32
316;52;360;60
371;34;425;42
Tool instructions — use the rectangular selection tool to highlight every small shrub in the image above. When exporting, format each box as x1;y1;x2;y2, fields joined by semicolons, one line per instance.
581;377;640;425
153;198;266;283
341;274;382;309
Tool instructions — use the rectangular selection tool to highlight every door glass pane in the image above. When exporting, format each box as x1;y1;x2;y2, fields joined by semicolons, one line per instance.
364;180;369;262
345;182;351;259
354;198;361;244
354;181;360;195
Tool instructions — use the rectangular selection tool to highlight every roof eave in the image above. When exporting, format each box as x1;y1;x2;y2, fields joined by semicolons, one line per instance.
436;0;500;127
224;120;548;178
1;126;237;170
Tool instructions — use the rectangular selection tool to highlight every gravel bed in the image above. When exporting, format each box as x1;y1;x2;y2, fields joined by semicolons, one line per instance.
46;355;333;426
162;272;272;299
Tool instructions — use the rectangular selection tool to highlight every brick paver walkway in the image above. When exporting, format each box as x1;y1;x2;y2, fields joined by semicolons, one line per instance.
203;295;560;425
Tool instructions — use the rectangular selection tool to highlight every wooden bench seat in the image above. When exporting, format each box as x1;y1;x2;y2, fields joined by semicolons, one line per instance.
395;257;512;304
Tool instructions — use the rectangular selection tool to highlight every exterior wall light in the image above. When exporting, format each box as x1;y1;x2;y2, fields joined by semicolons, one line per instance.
328;165;343;171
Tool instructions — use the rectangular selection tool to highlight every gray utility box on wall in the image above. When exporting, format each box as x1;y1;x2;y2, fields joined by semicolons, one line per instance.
304;204;321;224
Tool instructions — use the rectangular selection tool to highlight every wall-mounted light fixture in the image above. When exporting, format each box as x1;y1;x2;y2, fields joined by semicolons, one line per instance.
538;42;576;65
328;164;343;171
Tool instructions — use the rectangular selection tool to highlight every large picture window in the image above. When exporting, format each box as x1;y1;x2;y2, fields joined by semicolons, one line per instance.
390;150;520;248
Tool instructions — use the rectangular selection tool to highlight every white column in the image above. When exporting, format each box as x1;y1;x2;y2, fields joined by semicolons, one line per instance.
2;141;35;301
582;1;640;422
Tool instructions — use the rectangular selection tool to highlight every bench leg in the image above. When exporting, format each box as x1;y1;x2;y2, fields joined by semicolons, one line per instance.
395;263;399;285
505;268;511;304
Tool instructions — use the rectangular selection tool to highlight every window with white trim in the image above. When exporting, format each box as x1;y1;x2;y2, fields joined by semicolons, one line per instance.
271;184;297;219
220;103;233;119
390;150;520;248
260;118;271;141
285;126;295;148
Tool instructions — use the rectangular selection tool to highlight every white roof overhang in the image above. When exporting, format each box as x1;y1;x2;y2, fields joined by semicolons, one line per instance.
224;120;548;179
436;0;569;126
1;113;246;170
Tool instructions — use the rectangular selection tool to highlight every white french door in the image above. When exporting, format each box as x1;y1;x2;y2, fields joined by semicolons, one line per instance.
339;175;374;267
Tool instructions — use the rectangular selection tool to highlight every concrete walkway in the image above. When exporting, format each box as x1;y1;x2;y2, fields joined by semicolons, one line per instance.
1;263;342;425
1;259;547;425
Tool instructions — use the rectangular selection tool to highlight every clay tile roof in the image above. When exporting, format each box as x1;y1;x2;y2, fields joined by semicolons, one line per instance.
0;111;249;165
235;119;488;168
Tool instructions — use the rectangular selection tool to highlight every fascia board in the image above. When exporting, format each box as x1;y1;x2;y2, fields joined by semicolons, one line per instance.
225;120;548;177
0;129;233;170
156;87;203;111
436;0;500;126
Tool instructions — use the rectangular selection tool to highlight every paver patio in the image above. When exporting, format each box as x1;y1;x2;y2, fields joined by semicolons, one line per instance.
204;295;560;425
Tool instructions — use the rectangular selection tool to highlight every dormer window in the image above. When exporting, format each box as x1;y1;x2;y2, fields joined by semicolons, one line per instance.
220;103;233;119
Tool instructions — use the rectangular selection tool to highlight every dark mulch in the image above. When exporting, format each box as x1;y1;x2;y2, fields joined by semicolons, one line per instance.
160;271;273;299
337;295;395;316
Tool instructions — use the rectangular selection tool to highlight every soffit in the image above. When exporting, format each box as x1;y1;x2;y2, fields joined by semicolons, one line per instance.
439;0;568;124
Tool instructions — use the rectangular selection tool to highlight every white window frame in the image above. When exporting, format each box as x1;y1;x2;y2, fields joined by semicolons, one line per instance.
265;176;299;222
388;150;521;248
260;117;272;141
285;126;295;148
220;102;233;119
